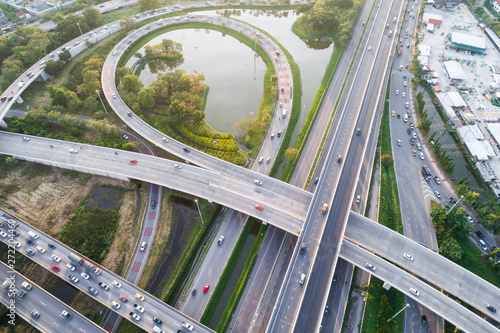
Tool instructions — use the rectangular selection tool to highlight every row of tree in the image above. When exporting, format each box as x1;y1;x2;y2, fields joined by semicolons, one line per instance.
295;0;362;46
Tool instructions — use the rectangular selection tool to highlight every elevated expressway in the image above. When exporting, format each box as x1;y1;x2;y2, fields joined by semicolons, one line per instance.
0;261;106;333
0;210;214;333
1;132;500;332
0;132;310;235
1;5;499;333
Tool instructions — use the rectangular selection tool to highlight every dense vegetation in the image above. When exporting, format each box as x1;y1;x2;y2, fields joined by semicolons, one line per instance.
294;0;362;46
6;109;134;149
430;201;500;282
362;84;404;333
60;186;122;263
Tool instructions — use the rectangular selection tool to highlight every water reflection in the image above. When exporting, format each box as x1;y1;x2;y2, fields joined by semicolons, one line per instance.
147;57;185;74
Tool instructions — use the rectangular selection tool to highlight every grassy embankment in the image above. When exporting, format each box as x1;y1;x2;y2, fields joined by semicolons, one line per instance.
362;84;404;333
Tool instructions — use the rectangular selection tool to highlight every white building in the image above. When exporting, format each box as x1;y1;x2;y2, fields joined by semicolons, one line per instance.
492;0;500;14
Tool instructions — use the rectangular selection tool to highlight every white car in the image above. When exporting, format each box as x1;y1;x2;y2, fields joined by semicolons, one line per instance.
134;304;145;313
15;242;21;248
111;301;121;309
365;263;376;271
217;235;225;245
402;92;406;98
397;139;401;146
140;242;147;252
36;246;46;254
51;254;61;262
174;164;182;169
22;281;32;290
23;137;30;141
66;263;76;271
69;149;78;154
419;152;424;160
81;272;90;280
396;89;399;95
403;253;414;261
130;312;141;321
405;102;410;108
112;280;122;288
467;215;474;223
434;191;441;199
409;287;420;296
404;81;407;86
162;137;169;143
69;275;79;283
0;232;7;238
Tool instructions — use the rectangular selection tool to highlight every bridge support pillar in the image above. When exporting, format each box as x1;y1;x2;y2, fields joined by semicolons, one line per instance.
0;119;7;130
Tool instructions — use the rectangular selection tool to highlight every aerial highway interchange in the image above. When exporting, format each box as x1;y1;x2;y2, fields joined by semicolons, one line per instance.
0;0;499;333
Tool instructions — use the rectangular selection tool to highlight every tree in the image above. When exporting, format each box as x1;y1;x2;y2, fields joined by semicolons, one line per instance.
83;96;99;112
44;60;62;76
1;58;23;85
77;70;101;97
381;154;393;167
59;50;71;62
139;0;161;11
5;157;19;167
193;110;205;124
122;74;143;93
138;87;156;110
83;8;102;29
285;148;298;160
168;99;187;122
119;15;135;30
441;237;462;261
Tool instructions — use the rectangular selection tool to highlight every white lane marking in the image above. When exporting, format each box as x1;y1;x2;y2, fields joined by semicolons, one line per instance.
53;322;59;327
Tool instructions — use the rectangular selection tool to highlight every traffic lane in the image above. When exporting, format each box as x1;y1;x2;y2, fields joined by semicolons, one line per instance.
0;133;305;235
228;226;286;332
340;240;498;333
405;299;433;333
320;259;352;331
179;209;245;319
344;212;500;322
0;213;214;333
0;262;106;333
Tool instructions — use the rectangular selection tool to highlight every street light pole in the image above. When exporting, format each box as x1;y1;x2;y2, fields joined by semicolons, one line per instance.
95;90;110;120
387;303;410;323
76;23;89;51
254;32;260;56
194;199;204;225
446;195;465;216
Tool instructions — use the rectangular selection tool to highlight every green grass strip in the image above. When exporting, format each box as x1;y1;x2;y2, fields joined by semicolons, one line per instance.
212;224;267;332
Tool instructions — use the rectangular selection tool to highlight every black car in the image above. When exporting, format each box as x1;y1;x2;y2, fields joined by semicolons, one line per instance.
421;315;427;326
332;275;337;283
476;230;484;239
26;239;35;246
48;243;56;249
410;139;415;145
151;200;156;208
153;316;163;325
407;128;411;135
12;230;19;237
324;305;330;315
183;147;190;153
0;223;3;228
0;96;5;102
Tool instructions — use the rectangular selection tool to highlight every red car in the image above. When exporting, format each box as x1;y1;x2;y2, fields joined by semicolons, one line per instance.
255;204;263;211
119;295;128;303
130;159;137;163
405;64;409;69
227;2;232;4
51;264;60;272
203;284;210;293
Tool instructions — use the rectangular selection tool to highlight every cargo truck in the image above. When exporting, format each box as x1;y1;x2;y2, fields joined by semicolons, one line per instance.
68;254;84;266
282;108;287;119
2;279;26;299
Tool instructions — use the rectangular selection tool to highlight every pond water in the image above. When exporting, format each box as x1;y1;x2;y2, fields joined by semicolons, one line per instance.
125;9;333;136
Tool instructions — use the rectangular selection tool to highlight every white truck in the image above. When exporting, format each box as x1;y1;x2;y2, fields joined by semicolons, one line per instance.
282;108;287;118
182;320;194;331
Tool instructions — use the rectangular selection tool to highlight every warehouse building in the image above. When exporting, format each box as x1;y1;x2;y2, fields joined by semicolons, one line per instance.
451;32;486;54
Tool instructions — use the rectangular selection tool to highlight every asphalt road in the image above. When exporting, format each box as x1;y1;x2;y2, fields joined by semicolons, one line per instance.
0;131;310;235
268;1;398;330
178;209;247;319
0;261;105;333
344;212;500;325
0;209;214;333
340;240;499;333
